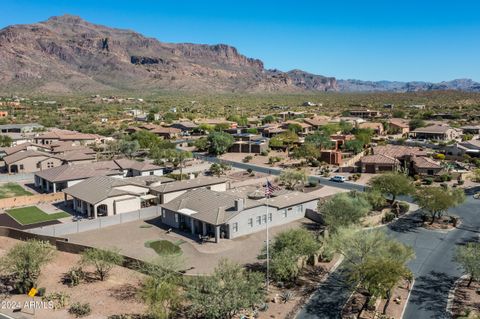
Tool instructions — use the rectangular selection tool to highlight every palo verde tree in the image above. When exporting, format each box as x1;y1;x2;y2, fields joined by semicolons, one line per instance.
139;255;185;319
0;240;56;293
368;172;413;205
81;248;124;281
327;227;414;317
185;259;264;319
455;242;480;287
319;191;371;233
414;186;465;224
208;131;234;155
279;169;307;190
259;228;320;283
305;131;334;150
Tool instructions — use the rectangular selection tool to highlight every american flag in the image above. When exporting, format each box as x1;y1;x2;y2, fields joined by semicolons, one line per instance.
265;180;280;197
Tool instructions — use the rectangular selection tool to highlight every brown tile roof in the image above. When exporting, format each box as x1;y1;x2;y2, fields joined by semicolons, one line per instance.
3;150;57;165
3;143;50;155
150;127;181;135
113;159;162;171
372;145;427;159
36;129;103;141
282;120;312;129
360;154;399;165
303;117;329;127
412;156;442;169
389;118;409;128
35;162;122;183
412;124;452;134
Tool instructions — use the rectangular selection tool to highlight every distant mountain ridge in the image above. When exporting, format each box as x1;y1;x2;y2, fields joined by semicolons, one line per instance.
0;15;478;94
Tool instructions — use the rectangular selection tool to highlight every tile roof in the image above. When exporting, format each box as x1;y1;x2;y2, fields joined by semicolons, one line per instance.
258;191;320;209
150;177;227;194
35;162;122;182
113;158;162;171
372;145;427;159
389;118;410;128
3;150;56;165
63;176;148;204
360;154;399;165
412;156;443;169
161;188;259;225
358;122;383;130
412;124;452;134
3;143;50;155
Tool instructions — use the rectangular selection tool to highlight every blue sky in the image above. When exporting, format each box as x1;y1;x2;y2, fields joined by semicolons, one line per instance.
2;0;480;82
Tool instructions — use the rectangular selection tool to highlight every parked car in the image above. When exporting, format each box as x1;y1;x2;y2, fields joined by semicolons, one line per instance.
330;175;346;183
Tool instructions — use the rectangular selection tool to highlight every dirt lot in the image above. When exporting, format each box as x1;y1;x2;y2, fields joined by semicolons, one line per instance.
0;237;147;319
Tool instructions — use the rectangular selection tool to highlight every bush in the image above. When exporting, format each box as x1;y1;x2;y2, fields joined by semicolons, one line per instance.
242;155;253;163
423;177;433;185
42;292;70;310
69;302;91;318
398;202;410;214
310;159;320;167
260;150;269;156
280;290;295;303
37;287;46;297
434;153;446;160
383;211;396;223
63;267;85;287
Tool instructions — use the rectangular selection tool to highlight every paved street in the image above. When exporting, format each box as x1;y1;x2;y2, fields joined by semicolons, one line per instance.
197;155;480;319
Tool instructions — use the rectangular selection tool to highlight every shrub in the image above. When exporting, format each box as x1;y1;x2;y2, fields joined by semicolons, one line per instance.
310;159;320;167
37;287;46;297
423;177;433;185
383;211;396;223
260;150;269;156
398;202;410;214
280;290;295;303
242;155;253;163
434;153;446;160
69;302;91;318
42;292;70;310
63;266;85;287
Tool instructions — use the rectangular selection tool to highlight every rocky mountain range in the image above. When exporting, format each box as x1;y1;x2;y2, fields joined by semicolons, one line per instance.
0;15;479;94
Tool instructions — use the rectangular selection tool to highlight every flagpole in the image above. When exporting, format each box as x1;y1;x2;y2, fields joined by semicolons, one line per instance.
266;191;270;292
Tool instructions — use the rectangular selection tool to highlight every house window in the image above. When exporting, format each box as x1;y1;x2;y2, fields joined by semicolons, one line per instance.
268;213;272;222
262;214;267;224
232;222;238;232
248;218;253;227
280;209;287;218
256;216;261;225
150;171;154;175
19;164;24;170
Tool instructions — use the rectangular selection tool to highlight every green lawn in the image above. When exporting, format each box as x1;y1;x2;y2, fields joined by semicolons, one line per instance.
145;240;182;256
6;206;70;225
0;183;32;199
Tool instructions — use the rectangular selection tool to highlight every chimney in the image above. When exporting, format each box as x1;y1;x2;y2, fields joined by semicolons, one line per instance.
234;198;245;211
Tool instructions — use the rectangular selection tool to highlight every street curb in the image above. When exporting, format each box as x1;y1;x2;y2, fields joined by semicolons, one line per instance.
446;275;468;316
400;278;415;319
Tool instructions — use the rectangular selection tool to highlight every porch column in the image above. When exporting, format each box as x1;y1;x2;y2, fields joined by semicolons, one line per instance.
73;198;77;211
63;193;67;206
52;183;57;193
202;222;207;236
93;204;98;219
190;218;195;234
87;203;92;218
215;226;220;243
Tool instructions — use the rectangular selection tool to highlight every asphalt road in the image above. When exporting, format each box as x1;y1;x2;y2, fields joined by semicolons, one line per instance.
197;155;480;319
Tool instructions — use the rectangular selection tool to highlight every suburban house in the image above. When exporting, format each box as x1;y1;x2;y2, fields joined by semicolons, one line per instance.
358;122;384;135
3;150;63;174
0;132;37;146
445;139;480;159
277;111;305;121
281;120;313;136
358;145;441;175
228;133;269;154
303;116;330;130
64;175;173;218
349;109;380;119
34;159;164;193
262;125;286;138
150;126;181;139
411;156;444;176
359;154;400;173
160;188;319;243
388;118;410;135
34;129;106;145
149;177;227;204
410;124;461;141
